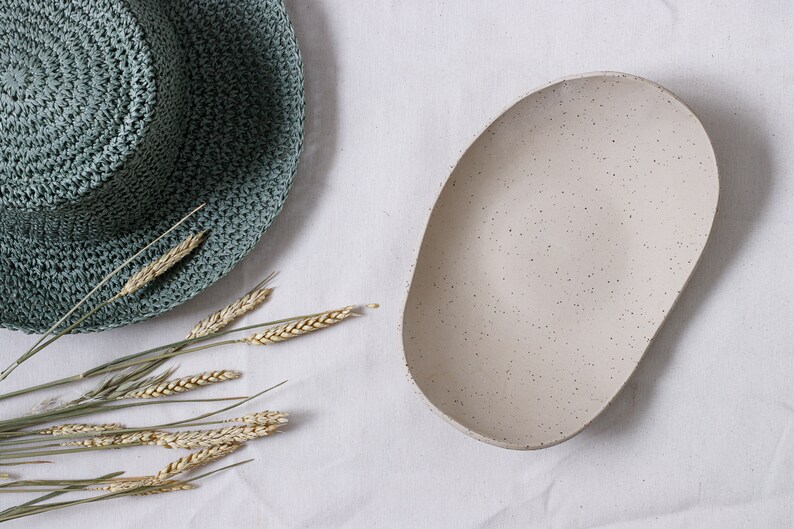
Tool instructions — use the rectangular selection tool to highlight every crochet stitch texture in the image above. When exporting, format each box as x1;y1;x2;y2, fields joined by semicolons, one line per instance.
0;0;304;332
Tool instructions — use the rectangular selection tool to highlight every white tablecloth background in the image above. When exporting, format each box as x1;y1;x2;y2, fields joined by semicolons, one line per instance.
2;1;793;527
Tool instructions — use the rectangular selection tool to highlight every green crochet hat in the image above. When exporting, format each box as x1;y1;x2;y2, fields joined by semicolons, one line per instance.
0;0;304;333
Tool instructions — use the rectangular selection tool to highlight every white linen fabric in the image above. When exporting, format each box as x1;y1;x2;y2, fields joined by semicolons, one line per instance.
1;1;792;527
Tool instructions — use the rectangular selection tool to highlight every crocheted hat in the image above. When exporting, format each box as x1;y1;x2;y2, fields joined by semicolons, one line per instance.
0;0;304;333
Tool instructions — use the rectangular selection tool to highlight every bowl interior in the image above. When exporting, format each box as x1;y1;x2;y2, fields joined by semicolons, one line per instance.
402;72;719;449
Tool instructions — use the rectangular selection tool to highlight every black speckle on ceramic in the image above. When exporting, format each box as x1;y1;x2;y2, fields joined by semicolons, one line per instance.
402;72;719;450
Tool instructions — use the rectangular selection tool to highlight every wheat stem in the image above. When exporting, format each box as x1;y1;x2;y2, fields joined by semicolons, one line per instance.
0;313;321;403
0;383;284;458
0;205;205;384
0;461;248;522
0;471;124;517
0;396;246;434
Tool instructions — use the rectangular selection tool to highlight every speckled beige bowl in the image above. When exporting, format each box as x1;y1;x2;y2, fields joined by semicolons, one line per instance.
402;72;719;450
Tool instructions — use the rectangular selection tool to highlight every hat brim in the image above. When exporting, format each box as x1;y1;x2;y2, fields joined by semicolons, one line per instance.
0;0;304;333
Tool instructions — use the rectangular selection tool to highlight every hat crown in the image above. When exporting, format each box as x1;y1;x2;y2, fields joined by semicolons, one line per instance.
0;0;187;235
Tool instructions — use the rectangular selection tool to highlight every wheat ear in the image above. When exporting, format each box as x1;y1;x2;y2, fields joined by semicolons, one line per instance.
117;370;241;400
63;431;161;447
153;424;283;449
240;306;354;345
38;423;125;436
66;414;286;448
94;478;194;494
224;411;289;427
113;231;207;299
155;444;241;480
132;481;195;495
186;277;275;340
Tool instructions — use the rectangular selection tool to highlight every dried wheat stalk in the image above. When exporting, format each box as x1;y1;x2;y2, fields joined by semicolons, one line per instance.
94;478;194;494
153;424;283;449
64;413;286;449
186;281;274;340
132;481;195;495
63;430;161;447
224;411;289;427
38;423;125;436
240;306;354;345
113;231;207;299
155;444;241;480
117;370;241;400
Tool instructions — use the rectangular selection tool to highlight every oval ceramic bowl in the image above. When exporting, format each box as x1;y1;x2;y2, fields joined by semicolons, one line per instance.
402;72;719;450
